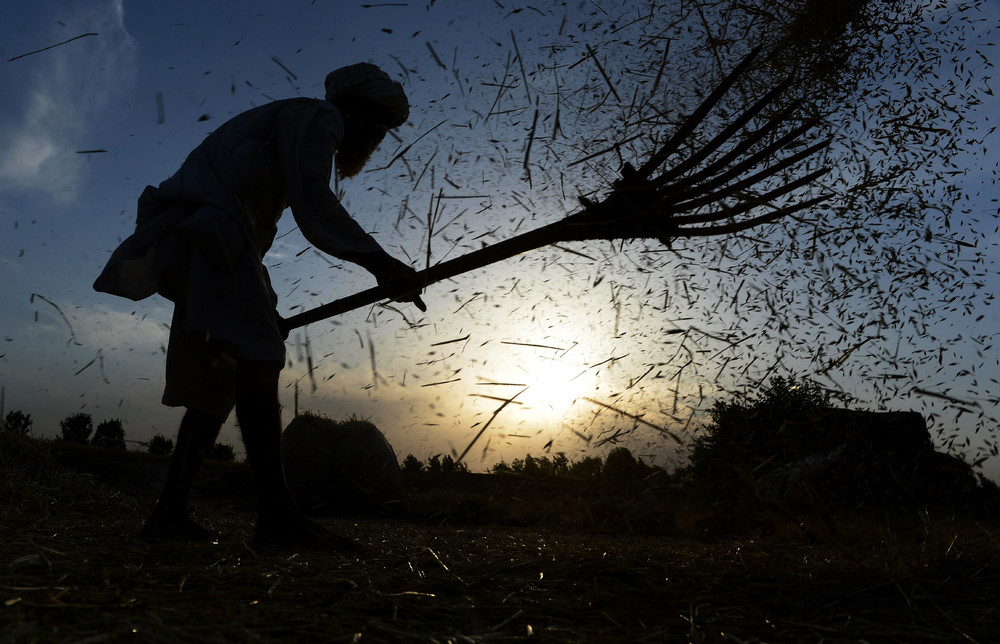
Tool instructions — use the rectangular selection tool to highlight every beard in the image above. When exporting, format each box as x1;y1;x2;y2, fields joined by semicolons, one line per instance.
335;124;387;179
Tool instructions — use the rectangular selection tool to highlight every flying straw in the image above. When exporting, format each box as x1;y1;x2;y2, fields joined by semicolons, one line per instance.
281;45;832;333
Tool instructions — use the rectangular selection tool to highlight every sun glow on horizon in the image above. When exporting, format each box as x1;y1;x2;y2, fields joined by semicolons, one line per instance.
521;361;589;417
473;353;593;424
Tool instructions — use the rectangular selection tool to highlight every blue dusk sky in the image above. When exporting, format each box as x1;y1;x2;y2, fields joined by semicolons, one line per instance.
1;0;998;476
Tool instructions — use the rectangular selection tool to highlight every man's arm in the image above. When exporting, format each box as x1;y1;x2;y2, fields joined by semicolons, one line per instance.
277;101;383;259
276;101;424;310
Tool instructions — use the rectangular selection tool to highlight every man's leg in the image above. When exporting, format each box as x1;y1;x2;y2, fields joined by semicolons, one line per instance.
235;360;358;549
234;360;294;529
141;408;222;541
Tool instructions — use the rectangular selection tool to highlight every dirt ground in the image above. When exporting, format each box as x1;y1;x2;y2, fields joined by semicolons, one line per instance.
4;436;1000;643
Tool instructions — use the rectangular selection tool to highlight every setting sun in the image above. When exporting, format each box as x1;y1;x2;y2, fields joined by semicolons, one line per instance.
473;347;592;424
519;359;588;417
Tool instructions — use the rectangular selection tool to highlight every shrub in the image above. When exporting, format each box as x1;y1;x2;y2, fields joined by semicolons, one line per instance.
491;459;512;474
508;454;565;477
148;433;174;456
440;454;469;473
687;376;834;501
568;455;603;480
209;442;236;462
2;410;33;436
510;454;541;476
59;413;93;444
603;446;639;478
551;453;570;476
401;453;424;473
91;419;126;450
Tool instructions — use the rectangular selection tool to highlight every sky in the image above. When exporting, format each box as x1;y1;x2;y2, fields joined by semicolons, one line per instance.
1;0;999;477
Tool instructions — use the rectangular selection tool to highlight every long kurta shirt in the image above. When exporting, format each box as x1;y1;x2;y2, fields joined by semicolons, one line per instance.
94;97;386;304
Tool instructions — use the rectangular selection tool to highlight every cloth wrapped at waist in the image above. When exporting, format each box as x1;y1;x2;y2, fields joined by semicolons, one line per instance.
94;186;259;302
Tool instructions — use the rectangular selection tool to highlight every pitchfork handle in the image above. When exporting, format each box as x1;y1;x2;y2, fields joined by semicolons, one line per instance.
281;220;567;331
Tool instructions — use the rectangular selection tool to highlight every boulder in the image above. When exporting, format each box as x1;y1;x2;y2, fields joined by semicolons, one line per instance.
282;414;408;517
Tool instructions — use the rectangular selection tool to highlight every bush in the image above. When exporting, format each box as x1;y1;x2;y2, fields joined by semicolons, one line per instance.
408;450;662;481
91;419;126;450
2;410;33;436
59;413;93;444
514;454;569;477
513;454;541;476
491;459;512;474
209;442;236;462
148;433;174;456
551;453;570;477
401;453;424;473
603;446;639;478
567;455;603;480
687;376;834;501
440;454;469;473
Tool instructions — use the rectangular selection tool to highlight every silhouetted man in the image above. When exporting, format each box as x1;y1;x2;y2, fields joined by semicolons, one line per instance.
95;63;424;548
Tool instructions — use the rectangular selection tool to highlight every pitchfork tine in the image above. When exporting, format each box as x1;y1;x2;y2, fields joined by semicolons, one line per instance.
668;138;832;212
651;75;795;188
674;166;831;226
654;96;806;192
677;194;832;237
635;44;765;181
662;115;823;207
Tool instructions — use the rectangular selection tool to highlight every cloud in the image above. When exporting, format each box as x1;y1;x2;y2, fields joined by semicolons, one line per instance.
0;0;135;202
73;303;172;350
0;114;56;181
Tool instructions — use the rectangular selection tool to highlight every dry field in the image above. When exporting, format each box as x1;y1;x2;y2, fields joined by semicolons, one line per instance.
3;434;1000;643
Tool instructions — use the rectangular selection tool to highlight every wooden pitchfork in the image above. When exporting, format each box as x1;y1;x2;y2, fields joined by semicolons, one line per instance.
281;45;831;333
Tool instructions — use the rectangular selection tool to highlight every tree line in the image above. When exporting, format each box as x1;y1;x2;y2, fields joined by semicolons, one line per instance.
401;446;667;481
0;410;235;462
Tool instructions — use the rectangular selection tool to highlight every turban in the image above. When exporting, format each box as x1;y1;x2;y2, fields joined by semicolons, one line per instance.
324;63;409;128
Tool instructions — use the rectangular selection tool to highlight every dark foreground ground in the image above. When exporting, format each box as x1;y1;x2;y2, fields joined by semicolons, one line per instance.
3;435;1000;643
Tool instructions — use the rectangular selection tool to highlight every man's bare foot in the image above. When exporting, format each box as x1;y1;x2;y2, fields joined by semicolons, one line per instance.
140;507;214;543
253;512;361;552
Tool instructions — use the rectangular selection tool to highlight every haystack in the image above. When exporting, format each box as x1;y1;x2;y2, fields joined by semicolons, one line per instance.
754;410;996;514
282;413;408;517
